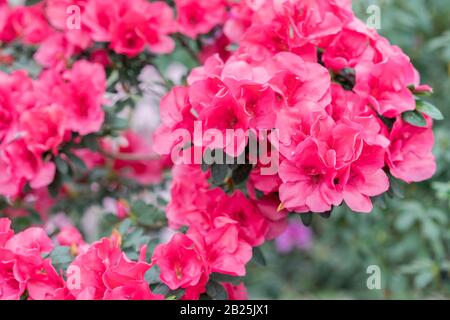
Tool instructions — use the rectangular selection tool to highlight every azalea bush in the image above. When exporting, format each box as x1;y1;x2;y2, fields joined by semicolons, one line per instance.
0;0;444;300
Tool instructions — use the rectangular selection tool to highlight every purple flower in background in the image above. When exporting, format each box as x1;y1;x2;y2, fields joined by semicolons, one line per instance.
275;220;313;253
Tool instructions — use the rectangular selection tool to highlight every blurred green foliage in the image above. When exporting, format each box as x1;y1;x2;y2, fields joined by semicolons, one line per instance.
247;0;450;299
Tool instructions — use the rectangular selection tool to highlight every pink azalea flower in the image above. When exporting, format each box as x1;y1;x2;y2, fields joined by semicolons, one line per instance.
387;117;436;183
110;1;175;57
19;104;66;155
212;191;269;247
0;223;54;300
175;0;227;38
34;33;78;70
322;24;376;71
57;226;85;247
354;53;418;118
0;218;13;248
8;4;52;45
27;259;73;300
152;233;207;290
278;137;342;213
340;145;390;213
199;223;253;277
166;164;222;230
68;237;161;300
0;3;15;43
0;139;56;196
37;60;106;136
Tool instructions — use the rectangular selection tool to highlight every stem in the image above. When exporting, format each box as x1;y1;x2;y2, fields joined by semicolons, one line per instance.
98;143;160;162
152;64;173;91
174;34;200;65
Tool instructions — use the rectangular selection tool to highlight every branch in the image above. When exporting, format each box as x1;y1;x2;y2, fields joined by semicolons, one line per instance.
98;144;160;162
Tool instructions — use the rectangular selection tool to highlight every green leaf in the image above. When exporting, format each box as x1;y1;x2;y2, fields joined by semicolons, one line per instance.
50;246;74;272
300;213;313;227
389;175;405;199
67;153;87;171
210;273;243;285
416;100;444;120
414;271;434;289
144;266;161;284
319;210;332;219
109;116;129;130
166;288;185;300
402;110;427;127
231;164;253;185
131;201;165;227
106;70;119;88
211;163;229;185
25;0;42;5
206;280;228;300
151;283;170;296
200;161;210;172
55;157;69;175
82;134;99;151
118;218;133;235
48;171;63;198
252;247;266;266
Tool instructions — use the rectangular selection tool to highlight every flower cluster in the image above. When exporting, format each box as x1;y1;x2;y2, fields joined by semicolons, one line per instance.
152;164;286;298
155;0;437;214
0;60;106;198
0;0;441;301
0;217;68;300
0;217;248;300
0;0;232;67
0;217;163;300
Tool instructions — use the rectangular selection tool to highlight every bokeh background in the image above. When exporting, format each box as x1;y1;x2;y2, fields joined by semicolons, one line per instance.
246;0;450;299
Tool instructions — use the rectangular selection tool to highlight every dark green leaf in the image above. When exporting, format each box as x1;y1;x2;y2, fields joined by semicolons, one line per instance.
55;157;69;175
416;100;444;120
67;153;87;171
231;164;253;185
109;116;129;130
252;247;266;266
25;0;42;5
118;218;133;235
300;213;313;227
48;171;63;198
211;163;229;185
319;211;332;219
389;175;405;199
50;246;74;272
206;280;228;300
166;288;186;300
144;265;161;284
151;283;170;296
402;110;427;127
132;201;165;226
82;134;99;151
210;273;243;285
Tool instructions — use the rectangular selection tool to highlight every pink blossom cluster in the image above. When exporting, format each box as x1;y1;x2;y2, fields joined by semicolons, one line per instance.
152;164;286;298
0;0;230;66
0;0;440;301
0;60;106;198
0;217;161;300
0;217;248;300
155;0;437;214
0;217;68;300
